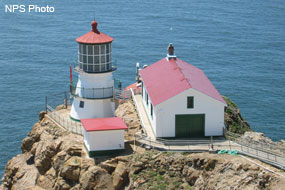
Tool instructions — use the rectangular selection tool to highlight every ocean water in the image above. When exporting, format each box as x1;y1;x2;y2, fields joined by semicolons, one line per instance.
0;0;284;177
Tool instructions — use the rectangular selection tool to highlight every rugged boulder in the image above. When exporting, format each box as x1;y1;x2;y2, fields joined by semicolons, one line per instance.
115;100;141;140
112;161;129;190
79;166;114;190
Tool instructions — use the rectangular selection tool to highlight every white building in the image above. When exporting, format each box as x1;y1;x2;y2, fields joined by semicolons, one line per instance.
70;20;116;121
139;44;227;138
81;117;128;156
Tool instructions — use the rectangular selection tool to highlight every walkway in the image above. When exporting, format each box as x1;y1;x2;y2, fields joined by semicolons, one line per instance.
135;135;285;169
132;93;156;139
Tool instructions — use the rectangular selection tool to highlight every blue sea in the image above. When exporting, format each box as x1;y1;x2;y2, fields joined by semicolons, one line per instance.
0;0;284;177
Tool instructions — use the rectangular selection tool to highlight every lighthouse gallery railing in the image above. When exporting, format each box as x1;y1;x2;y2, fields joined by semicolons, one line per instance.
70;85;113;99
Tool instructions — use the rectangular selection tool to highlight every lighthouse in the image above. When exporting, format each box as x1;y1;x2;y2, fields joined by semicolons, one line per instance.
70;21;116;121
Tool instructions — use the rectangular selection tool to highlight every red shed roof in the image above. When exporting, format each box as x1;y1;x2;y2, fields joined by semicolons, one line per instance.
81;117;128;132
76;21;113;44
139;57;226;106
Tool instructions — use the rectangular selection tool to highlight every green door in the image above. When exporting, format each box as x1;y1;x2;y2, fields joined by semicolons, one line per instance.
175;114;205;138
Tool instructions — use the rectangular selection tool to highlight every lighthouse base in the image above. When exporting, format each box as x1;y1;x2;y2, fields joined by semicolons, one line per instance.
70;98;115;121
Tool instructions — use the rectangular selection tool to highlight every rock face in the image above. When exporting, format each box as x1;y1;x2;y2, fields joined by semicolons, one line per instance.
242;132;274;144
115;100;141;141
1;100;284;190
0;117;112;190
127;152;285;190
223;96;251;134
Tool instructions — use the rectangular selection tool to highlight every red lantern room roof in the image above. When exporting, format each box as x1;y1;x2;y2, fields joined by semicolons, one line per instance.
76;21;113;44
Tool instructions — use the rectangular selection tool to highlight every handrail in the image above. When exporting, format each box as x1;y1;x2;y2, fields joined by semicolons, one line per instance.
74;65;117;74
47;111;83;136
115;89;132;101
224;128;285;157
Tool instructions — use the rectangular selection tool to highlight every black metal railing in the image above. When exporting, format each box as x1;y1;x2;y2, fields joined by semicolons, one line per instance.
70;85;113;99
74;65;117;73
73;59;117;74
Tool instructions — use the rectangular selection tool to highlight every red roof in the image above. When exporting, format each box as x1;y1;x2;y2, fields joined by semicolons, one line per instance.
81;117;128;132
139;58;226;106
76;21;113;44
125;83;137;90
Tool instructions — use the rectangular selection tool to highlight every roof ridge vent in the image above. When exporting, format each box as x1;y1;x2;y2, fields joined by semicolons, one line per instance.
167;43;176;61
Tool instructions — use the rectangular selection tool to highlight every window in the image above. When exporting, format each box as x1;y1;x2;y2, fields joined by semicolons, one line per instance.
88;45;93;55
79;101;84;108
94;45;99;55
83;45;87;54
141;82;144;97
100;44;106;54
78;43;112;73
150;104;153;118
106;44;110;54
94;56;99;64
88;56;93;64
101;55;105;63
187;96;194;109
146;93;148;105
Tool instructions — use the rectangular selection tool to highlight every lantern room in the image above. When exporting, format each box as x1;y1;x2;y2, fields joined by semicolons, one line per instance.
78;43;112;73
75;21;116;73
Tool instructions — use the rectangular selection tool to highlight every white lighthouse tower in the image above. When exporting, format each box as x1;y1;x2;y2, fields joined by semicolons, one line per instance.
70;20;116;121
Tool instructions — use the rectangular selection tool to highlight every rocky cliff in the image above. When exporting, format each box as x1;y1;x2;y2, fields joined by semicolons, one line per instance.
223;96;251;134
1;99;284;190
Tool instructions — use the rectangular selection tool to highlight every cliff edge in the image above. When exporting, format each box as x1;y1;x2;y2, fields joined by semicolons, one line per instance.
1;99;284;190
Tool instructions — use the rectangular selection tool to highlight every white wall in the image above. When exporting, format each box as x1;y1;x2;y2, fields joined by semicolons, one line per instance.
154;88;225;137
78;72;114;88
70;98;115;120
84;130;125;151
70;71;115;120
75;72;114;98
141;83;157;136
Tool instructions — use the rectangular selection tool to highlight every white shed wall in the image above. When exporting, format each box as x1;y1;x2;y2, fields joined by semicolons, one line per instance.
154;88;225;137
84;130;125;151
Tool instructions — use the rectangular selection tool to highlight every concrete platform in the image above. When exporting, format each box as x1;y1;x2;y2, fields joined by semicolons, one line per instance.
133;94;156;139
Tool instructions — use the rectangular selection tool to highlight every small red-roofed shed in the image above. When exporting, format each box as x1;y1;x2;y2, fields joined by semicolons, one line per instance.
81;117;128;156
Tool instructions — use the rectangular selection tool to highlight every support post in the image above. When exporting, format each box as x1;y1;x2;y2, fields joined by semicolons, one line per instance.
45;96;48;113
275;155;276;161
64;91;67;109
134;132;136;152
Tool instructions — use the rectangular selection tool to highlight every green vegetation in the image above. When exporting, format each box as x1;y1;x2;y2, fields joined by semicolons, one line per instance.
223;96;251;135
223;96;238;109
133;167;192;190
